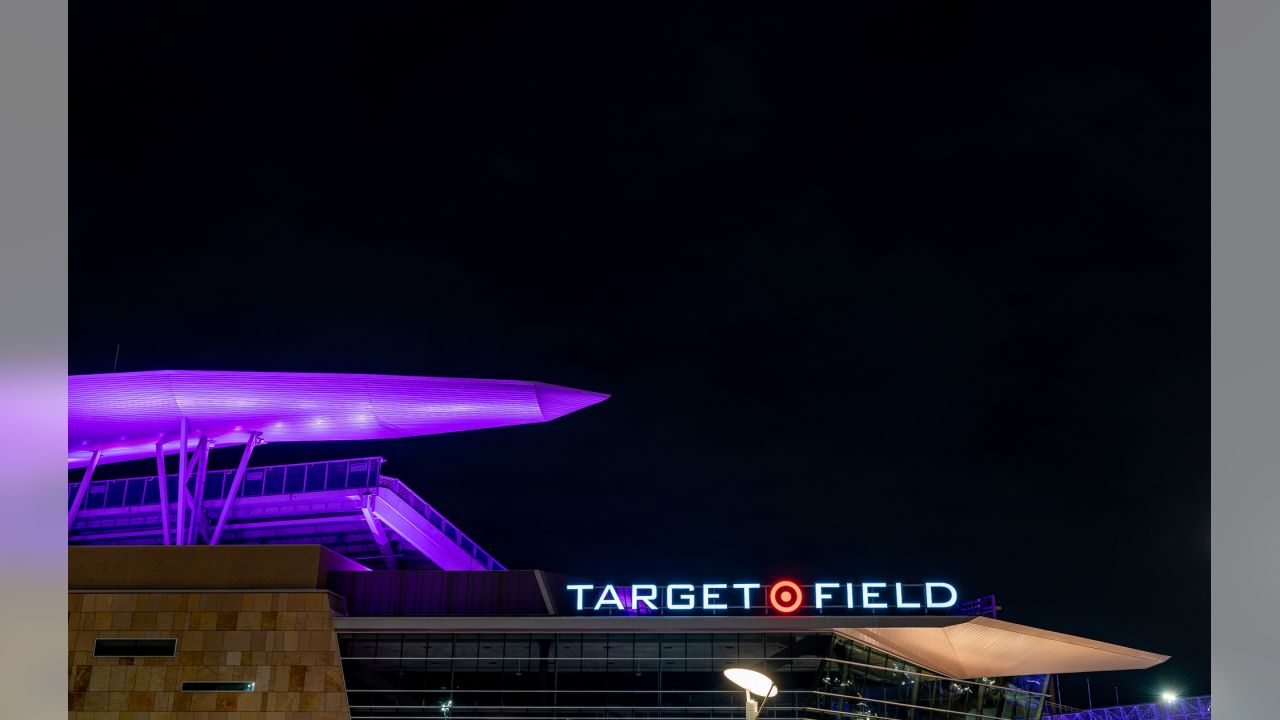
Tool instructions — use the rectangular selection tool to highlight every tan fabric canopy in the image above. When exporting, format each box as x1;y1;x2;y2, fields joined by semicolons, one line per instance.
838;616;1169;679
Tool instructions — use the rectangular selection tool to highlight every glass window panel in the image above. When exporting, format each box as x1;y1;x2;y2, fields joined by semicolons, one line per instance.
738;633;764;661
377;634;403;658
124;478;145;505
504;635;531;658
104;479;126;507
85;483;106;510
478;637;503;658
764;633;790;659
284;465;306;493
243;470;264;497
401;636;427;659
607;634;633;659
454;635;478;660
581;637;607;659
203;471;224;500
326;461;348;489
427;635;454;658
712;634;737;659
660;634;685;658
305;464;327;492
263;466;285;495
349;636;377;658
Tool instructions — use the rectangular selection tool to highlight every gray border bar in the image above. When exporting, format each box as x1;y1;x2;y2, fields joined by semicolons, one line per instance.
1213;0;1280;716
0;0;67;716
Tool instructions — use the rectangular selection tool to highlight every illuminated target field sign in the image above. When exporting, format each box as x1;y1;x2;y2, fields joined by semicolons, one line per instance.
566;580;959;614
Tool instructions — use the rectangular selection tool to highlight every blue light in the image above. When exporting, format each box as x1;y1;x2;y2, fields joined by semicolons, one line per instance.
594;584;624;611
701;583;728;610
566;584;592;611
814;582;841;609
732;583;761;608
862;582;889;609
666;583;696;610
925;582;958;608
631;584;659;610
895;583;921;609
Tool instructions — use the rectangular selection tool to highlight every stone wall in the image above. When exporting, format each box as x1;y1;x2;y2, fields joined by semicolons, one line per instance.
68;589;350;720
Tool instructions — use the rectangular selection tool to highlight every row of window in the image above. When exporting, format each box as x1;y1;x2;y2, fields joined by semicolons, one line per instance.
339;633;833;661
68;458;380;511
340;633;1047;720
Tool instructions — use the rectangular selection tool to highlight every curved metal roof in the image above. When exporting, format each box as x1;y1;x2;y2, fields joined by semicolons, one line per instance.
69;370;609;466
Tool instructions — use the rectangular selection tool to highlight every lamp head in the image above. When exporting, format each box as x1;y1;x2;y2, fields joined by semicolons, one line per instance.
724;668;779;698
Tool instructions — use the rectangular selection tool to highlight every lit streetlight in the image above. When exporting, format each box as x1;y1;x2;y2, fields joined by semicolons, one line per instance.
724;668;778;720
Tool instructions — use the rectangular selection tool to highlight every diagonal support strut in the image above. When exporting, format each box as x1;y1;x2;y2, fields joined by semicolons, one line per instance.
67;450;102;529
209;432;261;546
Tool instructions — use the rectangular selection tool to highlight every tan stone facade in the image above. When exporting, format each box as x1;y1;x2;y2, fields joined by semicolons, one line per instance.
68;591;350;712
68;589;351;719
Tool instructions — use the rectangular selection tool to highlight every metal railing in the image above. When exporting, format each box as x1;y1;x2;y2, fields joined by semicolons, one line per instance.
68;456;504;571
67;457;382;510
1043;696;1211;720
378;474;505;571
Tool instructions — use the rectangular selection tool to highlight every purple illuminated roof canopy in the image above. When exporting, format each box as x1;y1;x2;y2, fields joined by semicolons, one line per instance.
69;370;609;466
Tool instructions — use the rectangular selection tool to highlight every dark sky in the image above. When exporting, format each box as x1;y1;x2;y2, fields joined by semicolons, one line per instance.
71;2;1207;707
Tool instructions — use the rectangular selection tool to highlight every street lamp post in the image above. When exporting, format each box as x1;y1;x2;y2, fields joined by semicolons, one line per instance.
724;668;779;720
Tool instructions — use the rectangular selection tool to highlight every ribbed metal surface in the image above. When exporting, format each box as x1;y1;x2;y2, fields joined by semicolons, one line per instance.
838;616;1169;679
69;370;608;466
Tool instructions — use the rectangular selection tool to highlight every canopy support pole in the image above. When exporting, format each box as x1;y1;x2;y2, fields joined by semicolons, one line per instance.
67;450;101;529
209;432;260;546
175;418;189;545
186;436;209;544
361;496;399;570
155;441;171;545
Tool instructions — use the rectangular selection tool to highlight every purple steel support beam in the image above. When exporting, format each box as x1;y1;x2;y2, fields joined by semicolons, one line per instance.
360;497;399;570
369;487;478;570
175;417;189;545
154;442;171;545
186;436;209;545
67;450;101;528
209;431;260;546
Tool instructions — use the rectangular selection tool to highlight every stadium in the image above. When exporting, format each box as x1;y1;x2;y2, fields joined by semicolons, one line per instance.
67;370;1194;720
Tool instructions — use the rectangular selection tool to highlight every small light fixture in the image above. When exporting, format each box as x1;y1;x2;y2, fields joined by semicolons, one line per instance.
725;668;778;720
1161;691;1177;703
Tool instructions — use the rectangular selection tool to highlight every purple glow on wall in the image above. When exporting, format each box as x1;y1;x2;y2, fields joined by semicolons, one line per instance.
69;370;608;466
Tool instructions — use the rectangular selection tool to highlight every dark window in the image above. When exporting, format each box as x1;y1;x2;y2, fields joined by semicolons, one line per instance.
93;638;176;657
180;681;256;692
285;465;306;493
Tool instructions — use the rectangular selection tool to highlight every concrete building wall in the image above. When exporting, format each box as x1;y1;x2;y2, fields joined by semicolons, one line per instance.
68;589;349;719
68;542;359;720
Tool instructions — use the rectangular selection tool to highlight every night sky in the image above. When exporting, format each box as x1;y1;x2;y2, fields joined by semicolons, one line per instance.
71;3;1207;707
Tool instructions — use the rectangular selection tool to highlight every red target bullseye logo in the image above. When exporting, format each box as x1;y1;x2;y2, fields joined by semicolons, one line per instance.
768;580;803;613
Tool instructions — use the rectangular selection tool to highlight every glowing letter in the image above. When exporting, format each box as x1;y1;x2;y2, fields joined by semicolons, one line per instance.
862;582;889;609
733;583;761;608
667;584;696;610
567;584;593;611
631;584;658;610
846;583;856;608
895;583;921;609
594;584;625;611
815;582;841;609
702;583;728;610
925;582;958;609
